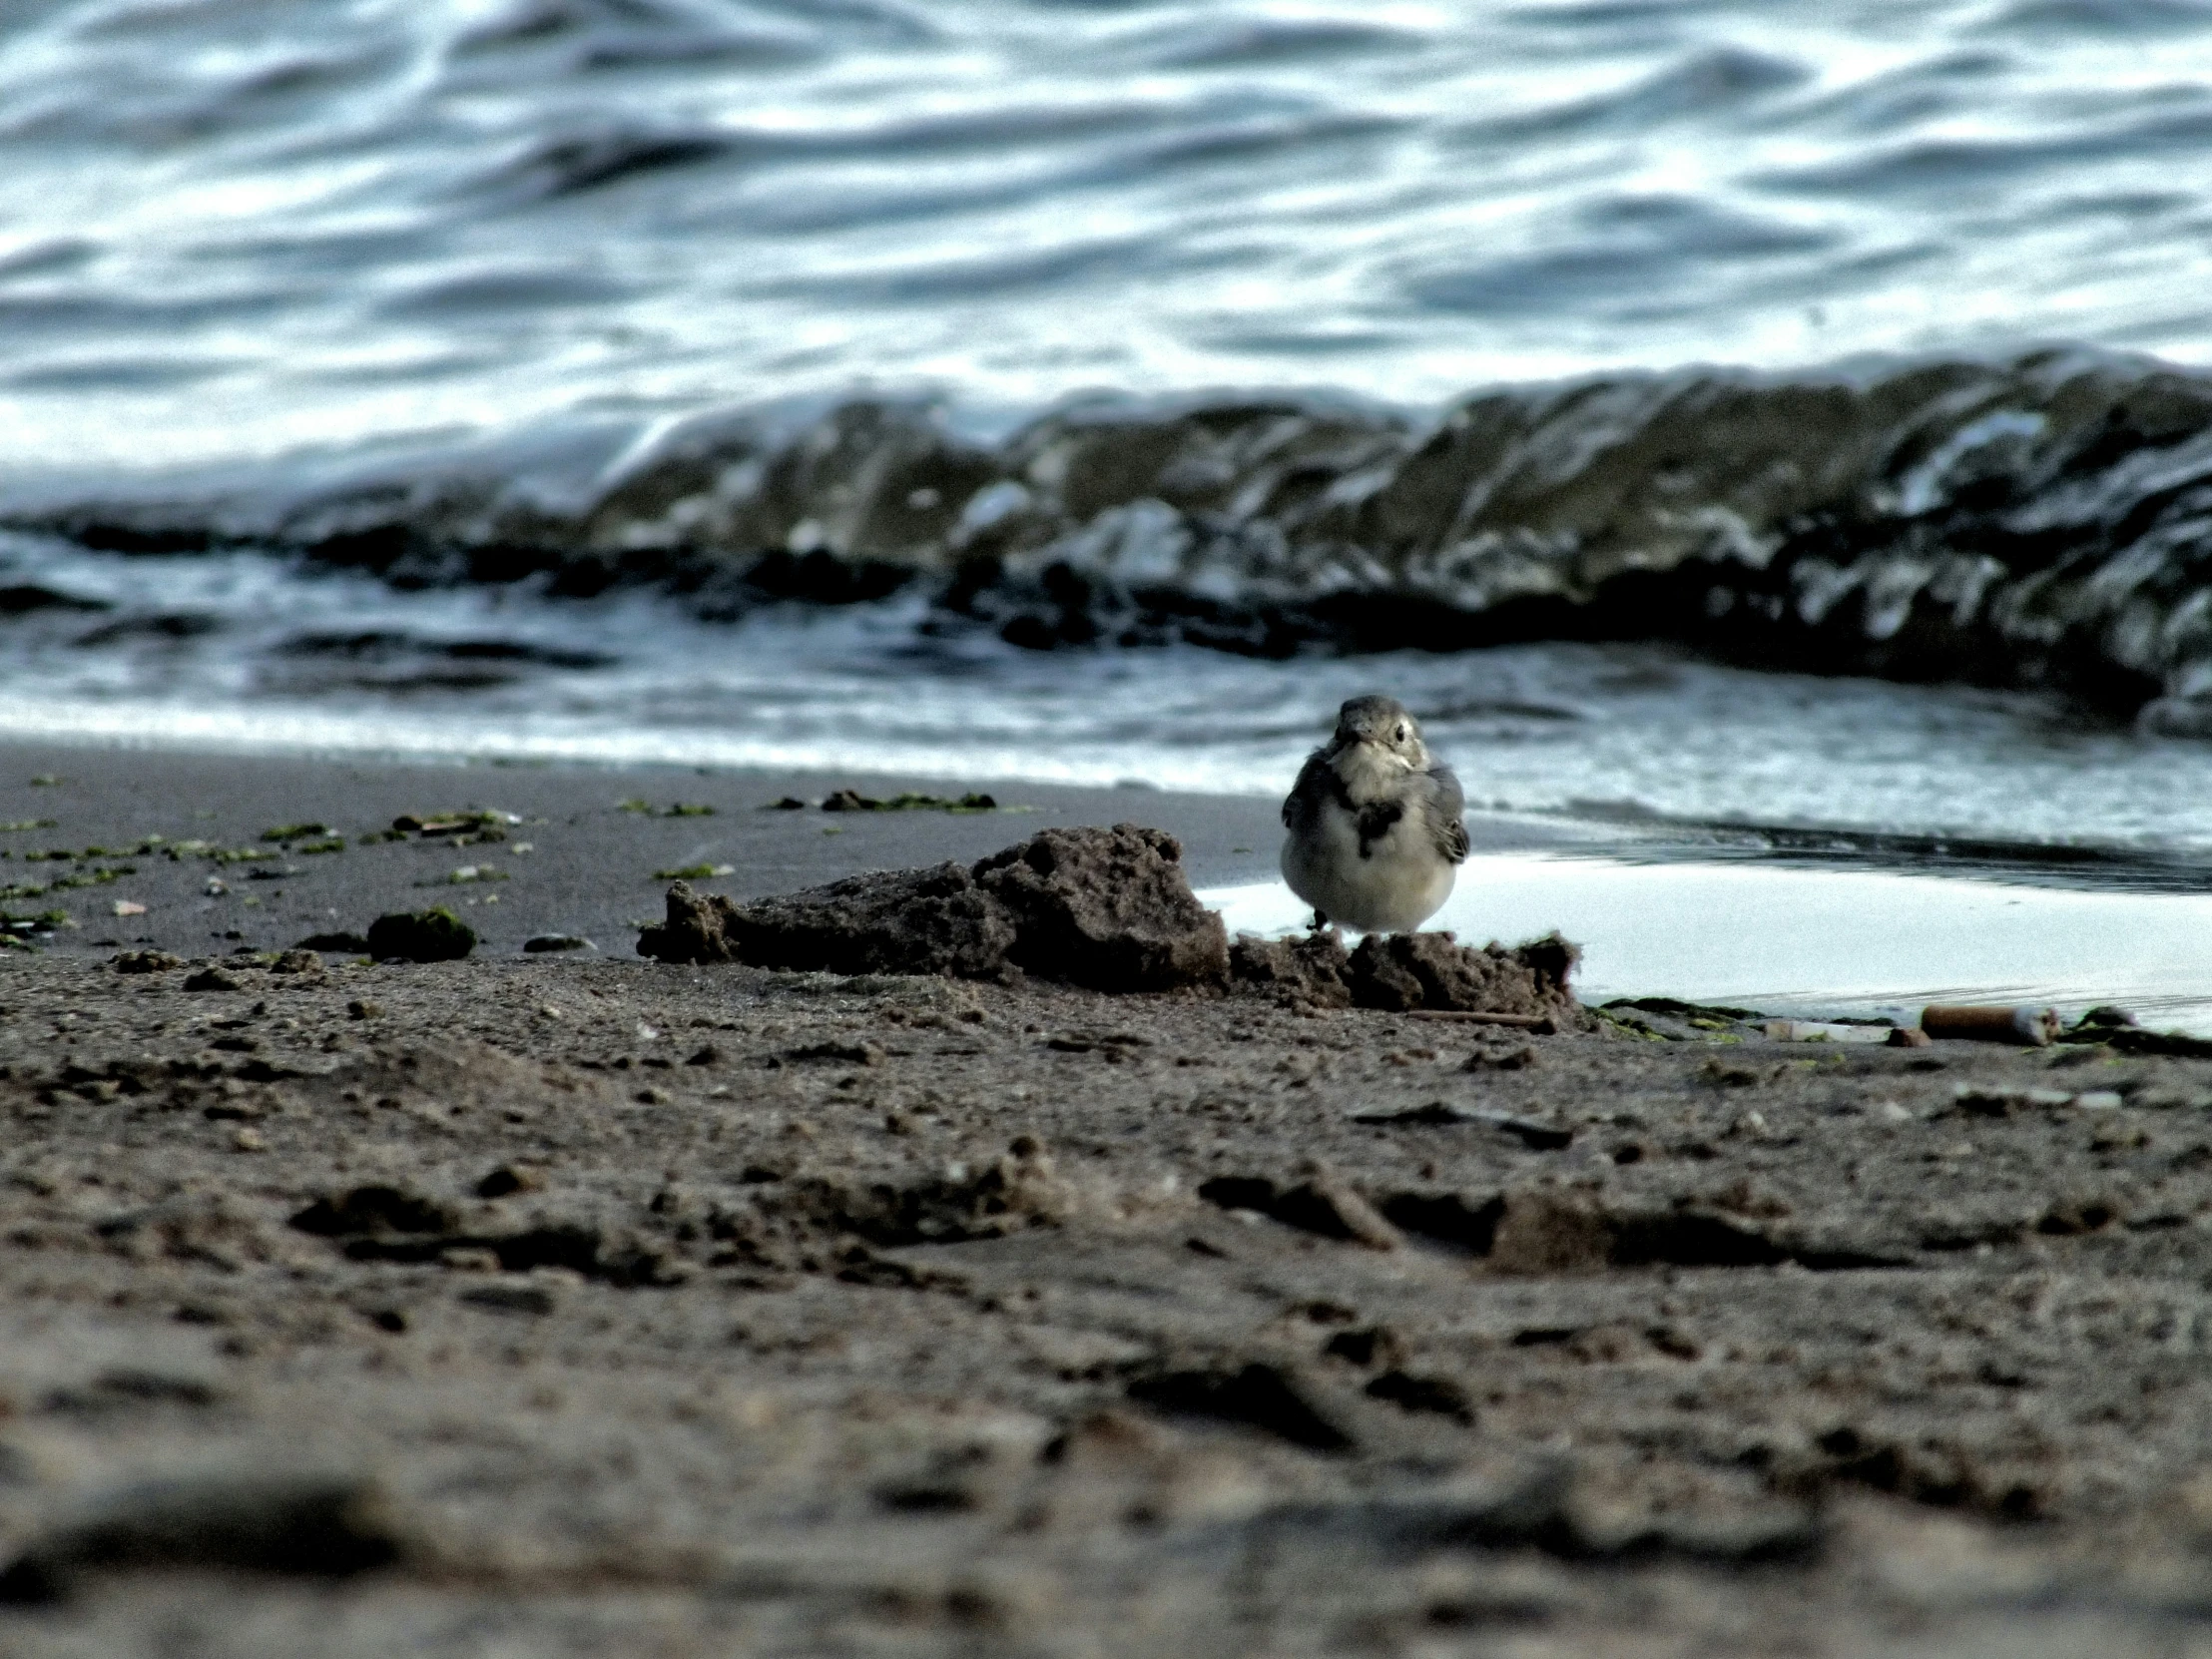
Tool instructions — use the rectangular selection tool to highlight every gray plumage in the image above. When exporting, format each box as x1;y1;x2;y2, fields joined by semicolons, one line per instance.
1279;695;1468;934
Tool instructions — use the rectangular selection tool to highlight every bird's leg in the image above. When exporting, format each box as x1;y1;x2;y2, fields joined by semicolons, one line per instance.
1307;909;1332;934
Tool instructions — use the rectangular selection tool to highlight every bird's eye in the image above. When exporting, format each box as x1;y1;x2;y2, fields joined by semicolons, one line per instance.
1394;724;1406;742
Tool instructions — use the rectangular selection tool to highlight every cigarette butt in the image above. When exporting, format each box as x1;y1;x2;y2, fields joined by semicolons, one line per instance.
1885;1025;1932;1047
1921;1005;2059;1046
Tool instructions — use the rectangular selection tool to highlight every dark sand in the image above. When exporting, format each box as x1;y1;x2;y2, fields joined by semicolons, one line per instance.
0;743;1282;961
5;746;2212;1655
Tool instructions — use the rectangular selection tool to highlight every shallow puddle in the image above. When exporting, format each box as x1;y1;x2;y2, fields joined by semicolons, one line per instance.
1202;854;2212;1035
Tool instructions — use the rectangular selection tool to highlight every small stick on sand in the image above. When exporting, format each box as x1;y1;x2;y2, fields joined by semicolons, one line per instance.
1403;1010;1556;1031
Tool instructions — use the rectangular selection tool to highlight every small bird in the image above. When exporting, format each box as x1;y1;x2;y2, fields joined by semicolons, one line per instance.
1280;695;1468;934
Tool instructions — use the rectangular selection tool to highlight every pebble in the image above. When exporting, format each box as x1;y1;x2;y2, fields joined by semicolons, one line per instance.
476;1164;546;1199
458;1284;556;1318
365;908;475;963
110;950;182;974
1463;1045;1537;1072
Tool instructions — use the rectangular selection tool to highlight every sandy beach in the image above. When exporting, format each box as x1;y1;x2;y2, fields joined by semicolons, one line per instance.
2;744;2212;1654
0;742;1315;963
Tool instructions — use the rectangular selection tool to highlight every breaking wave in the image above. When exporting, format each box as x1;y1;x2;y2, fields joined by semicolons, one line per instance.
20;346;2212;731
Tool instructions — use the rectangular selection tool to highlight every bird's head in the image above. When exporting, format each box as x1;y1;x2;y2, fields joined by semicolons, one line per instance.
1332;695;1429;769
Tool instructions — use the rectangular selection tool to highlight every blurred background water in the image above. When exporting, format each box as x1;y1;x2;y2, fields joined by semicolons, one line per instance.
11;0;2212;467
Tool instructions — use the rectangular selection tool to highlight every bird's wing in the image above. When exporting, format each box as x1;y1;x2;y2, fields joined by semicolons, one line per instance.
1282;749;1337;830
1424;764;1470;863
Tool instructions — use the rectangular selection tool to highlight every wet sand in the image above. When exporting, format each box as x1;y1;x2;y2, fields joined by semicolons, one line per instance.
0;741;1603;959
6;746;2212;1655
0;742;1291;961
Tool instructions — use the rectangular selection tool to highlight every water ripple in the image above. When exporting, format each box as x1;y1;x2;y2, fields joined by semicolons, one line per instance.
2;0;2212;467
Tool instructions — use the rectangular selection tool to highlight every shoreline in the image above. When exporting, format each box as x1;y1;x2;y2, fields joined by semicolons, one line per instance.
0;739;1598;967
11;739;2212;1034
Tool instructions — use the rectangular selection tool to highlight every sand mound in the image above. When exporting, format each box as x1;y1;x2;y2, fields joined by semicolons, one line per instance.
638;823;1229;992
640;822;1581;1015
1229;928;1582;1017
